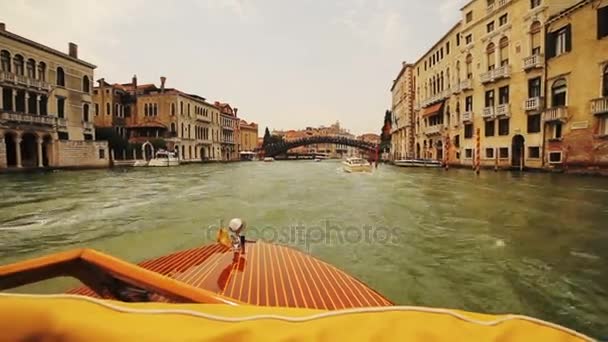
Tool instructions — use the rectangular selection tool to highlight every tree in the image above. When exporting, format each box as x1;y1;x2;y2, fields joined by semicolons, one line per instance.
150;138;167;151
380;110;392;152
263;127;271;147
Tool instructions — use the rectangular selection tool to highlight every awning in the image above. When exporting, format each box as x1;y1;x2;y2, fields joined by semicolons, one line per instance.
422;102;444;117
126;121;167;129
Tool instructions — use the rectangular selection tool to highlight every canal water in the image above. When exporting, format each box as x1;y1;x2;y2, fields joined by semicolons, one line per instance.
1;161;607;337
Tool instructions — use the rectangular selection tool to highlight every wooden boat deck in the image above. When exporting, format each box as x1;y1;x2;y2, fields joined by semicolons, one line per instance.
67;241;392;310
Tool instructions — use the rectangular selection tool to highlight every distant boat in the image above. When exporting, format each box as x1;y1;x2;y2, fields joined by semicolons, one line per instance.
314;158;322;162
148;150;180;167
263;157;275;162
343;157;372;173
394;159;442;168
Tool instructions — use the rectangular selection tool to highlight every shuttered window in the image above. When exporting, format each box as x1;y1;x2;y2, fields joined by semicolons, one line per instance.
547;24;571;59
599;6;608;39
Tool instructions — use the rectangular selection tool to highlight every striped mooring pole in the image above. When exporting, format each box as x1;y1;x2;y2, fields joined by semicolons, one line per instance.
475;128;481;175
444;133;450;171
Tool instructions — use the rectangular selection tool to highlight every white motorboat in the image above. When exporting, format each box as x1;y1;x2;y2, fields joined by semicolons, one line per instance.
394;159;442;168
342;157;372;173
148;150;180;167
263;157;275;162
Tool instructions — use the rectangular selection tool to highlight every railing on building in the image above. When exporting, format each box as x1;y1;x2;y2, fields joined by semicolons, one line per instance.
56;118;67;129
524;97;544;112
544;106;568;122
0;70;51;91
425;124;444;136
591;97;608;115
481;65;511;84
460;79;473;91
523;54;544;70
83;121;94;131
421;90;451;108
452;83;461;94
495;104;510;117
0;111;55;126
487;0;511;13
462;111;474;123
482;106;495;119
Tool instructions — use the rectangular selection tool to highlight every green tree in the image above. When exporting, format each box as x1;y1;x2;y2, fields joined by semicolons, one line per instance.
150;138;167;151
263;127;271;147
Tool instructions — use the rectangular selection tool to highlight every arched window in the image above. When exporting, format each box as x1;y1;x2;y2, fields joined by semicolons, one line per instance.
13;54;24;75
551;78;567;107
171;103;176;115
181;123;184;137
171;122;176;133
37;62;46;81
446;68;451;88
26;59;36;78
106;103;110;115
56;67;65;86
115;103;119;116
603;65;608;97
499;37;509;66
188;103;191;116
144;103;149;116
0;50;10;72
82;75;90;93
83;103;90;122
180;101;183;114
154;104;158;116
440;71;444;91
466;54;473;79
95;103;99;116
530;21;542;55
486;43;496;70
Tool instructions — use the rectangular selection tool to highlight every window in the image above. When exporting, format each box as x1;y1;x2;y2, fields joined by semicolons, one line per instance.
171;103;176;116
486;148;494;158
446;42;450;54
551;78;567;107
487;21;495;33
485;90;495;107
457;34;461;46
0;50;10;72
465;148;473;159
99;149;105;159
95;103;99;116
26;59;35;78
487;43;496;70
58;132;69;140
549;151;562;163
531;0;541;9
528;146;540;159
84;134;93;141
485;120;495;137
603;65;608;97
115;103;119;117
465;34;473;45
499;14;508;26
599;115;608;136
144;103;149;116
598;6;608;39
499;86;509;104
56;67;65;86
106;103;110;115
13;54;24;75
57;97;65;118
83;76;90;93
440;48;444;59
547;25;571;58
83;103;89;122
454;135;460;148
464;123;474;139
499;37;509;66
180;101;184;114
530;21;542;55
528;77;541;98
465;96;473;111
528;114;541;133
498;118;509;135
553;122;563;139
499;148;509;158
466;11;473;23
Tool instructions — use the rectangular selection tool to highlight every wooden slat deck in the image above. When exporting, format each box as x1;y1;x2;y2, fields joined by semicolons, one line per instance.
67;242;392;310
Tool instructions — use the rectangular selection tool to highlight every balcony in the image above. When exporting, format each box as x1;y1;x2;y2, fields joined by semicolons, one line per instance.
591;97;608;115
452;83;461;94
460;79;473;91
0;111;56;126
425;124;444;136
0;70;51;91
83;121;94;131
494;65;511;79
487;0;511;13
56;118;67;129
523;54;544;71
524;97;544;112
482;106;495;119
544;106;568;122
462;111;474;123
495;103;510;117
480;70;493;84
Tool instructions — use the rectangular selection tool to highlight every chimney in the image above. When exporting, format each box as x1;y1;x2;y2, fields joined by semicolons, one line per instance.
132;74;138;88
160;76;166;93
214;101;220;107
68;42;78;58
234;108;238;116
0;23;5;32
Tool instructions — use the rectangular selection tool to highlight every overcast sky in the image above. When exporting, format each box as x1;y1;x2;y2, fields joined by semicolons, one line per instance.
1;0;464;135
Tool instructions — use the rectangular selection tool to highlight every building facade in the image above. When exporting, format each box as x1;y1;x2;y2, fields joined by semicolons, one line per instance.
0;23;109;170
239;119;258;152
216;102;240;161
401;0;608;172
273;121;358;158
390;62;415;160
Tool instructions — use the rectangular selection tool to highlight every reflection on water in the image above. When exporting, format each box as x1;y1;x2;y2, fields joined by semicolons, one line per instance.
0;162;607;337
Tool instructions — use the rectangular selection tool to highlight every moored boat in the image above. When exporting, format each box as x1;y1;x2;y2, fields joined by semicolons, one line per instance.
342;157;372;173
394;159;442;168
263;157;275;162
148;150;180;167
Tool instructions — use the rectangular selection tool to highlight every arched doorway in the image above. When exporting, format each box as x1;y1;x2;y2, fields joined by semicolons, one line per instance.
416;143;420;159
42;135;52;167
174;145;180;160
512;135;525;169
200;147;205;161
20;133;38;168
142;141;154;161
4;131;17;167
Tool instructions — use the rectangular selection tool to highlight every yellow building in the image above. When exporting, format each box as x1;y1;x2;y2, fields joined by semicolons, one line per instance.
543;0;608;172
239;120;258;153
390;62;415;160
0;23;109;170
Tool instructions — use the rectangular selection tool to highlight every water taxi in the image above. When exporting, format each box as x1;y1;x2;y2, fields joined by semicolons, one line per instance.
0;240;592;341
343;157;372;173
394;159;442;168
148;150;180;167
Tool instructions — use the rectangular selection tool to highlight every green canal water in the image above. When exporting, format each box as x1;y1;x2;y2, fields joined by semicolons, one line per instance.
1;161;607;337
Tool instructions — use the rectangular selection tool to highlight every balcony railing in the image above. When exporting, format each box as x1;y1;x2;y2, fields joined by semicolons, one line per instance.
56;118;67;128
83;121;94;131
0;70;51;91
544;106;568;122
591;97;608;115
462;111;473;123
523;54;544;70
452;83;461;94
480;70;493;84
481;65;511;84
0;111;55;126
482;106;495;119
495;103;510;117
460;79;473;91
425;124;444;136
524;97;544;112
420;90;452;108
487;0;511;13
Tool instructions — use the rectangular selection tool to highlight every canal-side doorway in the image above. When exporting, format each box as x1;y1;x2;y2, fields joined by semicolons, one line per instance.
512;134;525;169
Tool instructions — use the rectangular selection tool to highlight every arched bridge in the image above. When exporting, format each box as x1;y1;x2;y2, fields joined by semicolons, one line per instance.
261;135;378;158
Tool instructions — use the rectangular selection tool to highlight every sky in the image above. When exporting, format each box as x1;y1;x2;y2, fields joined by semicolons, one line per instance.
0;0;465;135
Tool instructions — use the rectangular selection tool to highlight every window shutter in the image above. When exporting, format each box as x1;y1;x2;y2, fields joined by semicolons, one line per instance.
546;31;556;59
565;24;572;52
599;6;608;39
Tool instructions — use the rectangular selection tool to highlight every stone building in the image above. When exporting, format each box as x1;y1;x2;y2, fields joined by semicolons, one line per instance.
0;23;109;170
215;102;239;161
239;119;258;153
390;62;415;160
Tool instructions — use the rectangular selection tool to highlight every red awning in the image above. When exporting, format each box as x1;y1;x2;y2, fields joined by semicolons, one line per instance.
422;102;444;117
